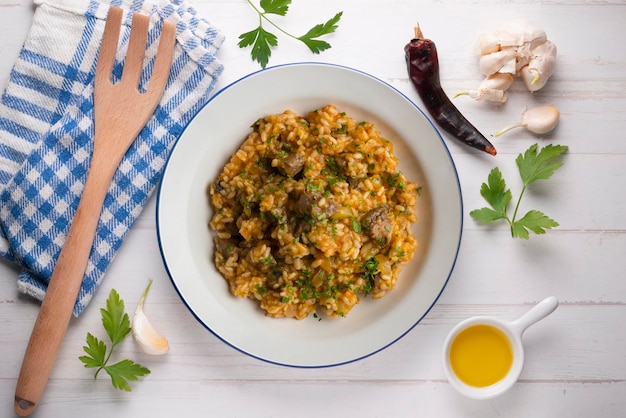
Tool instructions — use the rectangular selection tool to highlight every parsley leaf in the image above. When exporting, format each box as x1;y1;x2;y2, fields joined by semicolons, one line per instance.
512;210;560;239
238;27;278;69
101;288;131;346
297;12;343;54
240;0;342;68
105;359;151;392
470;143;568;239
517;143;568;184
79;289;150;391
79;332;107;369
260;0;290;15
470;206;507;224
479;167;511;219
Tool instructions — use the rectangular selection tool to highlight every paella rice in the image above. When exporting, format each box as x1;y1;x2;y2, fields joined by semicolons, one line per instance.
208;104;419;319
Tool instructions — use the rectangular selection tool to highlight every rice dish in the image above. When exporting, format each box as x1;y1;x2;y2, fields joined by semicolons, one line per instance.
208;105;419;319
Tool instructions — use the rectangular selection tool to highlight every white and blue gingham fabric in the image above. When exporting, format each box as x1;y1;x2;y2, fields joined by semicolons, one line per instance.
0;0;224;315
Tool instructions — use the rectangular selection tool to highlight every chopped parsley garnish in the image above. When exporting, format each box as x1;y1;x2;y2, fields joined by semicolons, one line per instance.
335;124;347;135
259;257;275;265
384;172;406;190
351;216;362;233
255;284;268;294
361;256;380;296
305;179;324;193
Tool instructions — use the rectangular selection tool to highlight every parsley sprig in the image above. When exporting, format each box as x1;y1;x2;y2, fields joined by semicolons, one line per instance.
79;289;150;391
239;0;342;68
470;143;568;239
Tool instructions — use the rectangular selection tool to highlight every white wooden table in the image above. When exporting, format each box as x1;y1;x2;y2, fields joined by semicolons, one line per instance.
1;0;625;417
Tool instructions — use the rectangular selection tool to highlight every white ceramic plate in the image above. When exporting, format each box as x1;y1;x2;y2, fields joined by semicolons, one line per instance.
157;63;462;368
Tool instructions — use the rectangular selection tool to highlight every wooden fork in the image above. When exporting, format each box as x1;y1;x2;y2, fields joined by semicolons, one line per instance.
14;7;175;416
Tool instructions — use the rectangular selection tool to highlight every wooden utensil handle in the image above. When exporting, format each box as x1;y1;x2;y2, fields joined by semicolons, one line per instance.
14;156;117;417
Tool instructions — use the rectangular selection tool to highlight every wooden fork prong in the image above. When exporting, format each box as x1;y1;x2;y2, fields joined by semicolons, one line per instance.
95;6;123;87
144;20;176;104
122;12;150;90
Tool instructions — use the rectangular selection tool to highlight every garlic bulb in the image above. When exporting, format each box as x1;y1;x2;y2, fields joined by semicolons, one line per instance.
495;104;560;137
461;20;557;102
133;279;170;355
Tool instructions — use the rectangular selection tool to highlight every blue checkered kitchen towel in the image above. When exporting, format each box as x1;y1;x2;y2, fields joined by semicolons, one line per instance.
0;0;223;315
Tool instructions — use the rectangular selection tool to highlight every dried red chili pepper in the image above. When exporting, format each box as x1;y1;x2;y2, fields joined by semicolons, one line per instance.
404;25;497;156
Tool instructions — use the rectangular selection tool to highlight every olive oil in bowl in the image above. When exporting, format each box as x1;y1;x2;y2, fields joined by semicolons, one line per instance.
442;297;559;399
449;324;513;387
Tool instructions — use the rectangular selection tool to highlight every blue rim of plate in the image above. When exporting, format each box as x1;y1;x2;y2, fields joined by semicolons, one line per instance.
156;62;463;368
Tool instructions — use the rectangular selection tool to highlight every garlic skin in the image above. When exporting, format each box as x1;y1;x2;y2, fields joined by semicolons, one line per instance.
474;20;546;55
521;40;557;92
495;104;560;137
133;279;170;355
492;19;547;49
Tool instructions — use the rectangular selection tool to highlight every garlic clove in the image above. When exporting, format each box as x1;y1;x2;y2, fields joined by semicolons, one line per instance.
495;104;560;137
515;54;531;75
479;47;517;75
482;73;515;90
527;28;549;51
454;89;504;102
521;104;560;134
133;279;170;355
499;55;518;75
521;40;557;92
475;33;501;55
454;73;514;103
471;89;508;103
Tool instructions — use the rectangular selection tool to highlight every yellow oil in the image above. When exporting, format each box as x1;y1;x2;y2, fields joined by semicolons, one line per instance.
449;324;513;387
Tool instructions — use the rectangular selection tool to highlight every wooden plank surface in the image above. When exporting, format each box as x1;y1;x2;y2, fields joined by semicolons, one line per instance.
1;0;624;417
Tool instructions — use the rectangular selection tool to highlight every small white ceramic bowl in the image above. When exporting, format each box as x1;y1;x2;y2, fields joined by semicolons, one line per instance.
442;296;559;399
